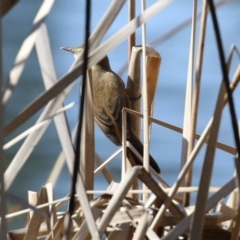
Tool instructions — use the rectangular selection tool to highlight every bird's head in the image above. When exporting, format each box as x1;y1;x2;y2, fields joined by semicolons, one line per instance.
60;44;84;59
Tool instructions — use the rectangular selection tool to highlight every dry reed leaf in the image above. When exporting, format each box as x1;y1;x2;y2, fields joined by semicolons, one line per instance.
126;45;161;130
24;187;49;240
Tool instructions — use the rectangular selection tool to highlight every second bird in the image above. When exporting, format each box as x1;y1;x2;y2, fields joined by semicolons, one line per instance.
61;45;161;174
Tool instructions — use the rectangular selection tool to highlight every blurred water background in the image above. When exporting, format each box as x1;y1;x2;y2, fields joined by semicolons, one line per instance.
2;0;240;230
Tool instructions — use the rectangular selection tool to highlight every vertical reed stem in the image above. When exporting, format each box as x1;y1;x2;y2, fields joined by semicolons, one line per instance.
185;0;208;206
141;0;150;202
181;0;198;206
128;0;135;63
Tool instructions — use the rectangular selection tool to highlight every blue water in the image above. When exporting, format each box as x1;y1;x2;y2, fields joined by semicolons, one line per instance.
2;0;240;230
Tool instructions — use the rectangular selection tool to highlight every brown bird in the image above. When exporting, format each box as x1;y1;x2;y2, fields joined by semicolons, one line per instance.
61;45;161;174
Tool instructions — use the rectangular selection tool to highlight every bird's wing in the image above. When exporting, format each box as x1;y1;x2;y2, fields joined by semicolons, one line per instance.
93;72;130;146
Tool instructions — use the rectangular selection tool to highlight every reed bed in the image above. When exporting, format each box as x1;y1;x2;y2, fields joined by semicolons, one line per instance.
1;0;240;239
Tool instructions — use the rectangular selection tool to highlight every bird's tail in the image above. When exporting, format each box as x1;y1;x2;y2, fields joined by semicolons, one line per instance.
126;131;161;174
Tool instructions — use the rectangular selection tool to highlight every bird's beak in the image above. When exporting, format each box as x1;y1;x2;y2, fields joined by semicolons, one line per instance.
60;47;74;53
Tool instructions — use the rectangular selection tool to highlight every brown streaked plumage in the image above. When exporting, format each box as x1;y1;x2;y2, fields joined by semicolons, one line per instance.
61;45;161;174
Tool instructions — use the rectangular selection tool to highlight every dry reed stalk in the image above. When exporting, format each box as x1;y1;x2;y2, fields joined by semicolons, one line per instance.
73;173;100;239
4;25;76;191
190;81;226;240
127;0;138;199
128;0;135;63
79;70;94;199
27;191;38;222
180;0;197;206
3;102;75;149
185;0;208;207
3;0;171;138
141;0;150;203
125;45;161;199
36;23;77;186
151;65;240;231
89;0;126;51
162;176;236;239
190;0;240;236
37;24;75;175
3;0;240;238
126;46;141;198
3;0;125;136
5;195;72;220
2;0;55;104
127;47;142;137
24;187;49;239
95;149;120;178
118;0;230;77
72;208;102;240
94;152;115;184
132;211;151;240
122;108;127;178
126;107;237;155
98;167;141;236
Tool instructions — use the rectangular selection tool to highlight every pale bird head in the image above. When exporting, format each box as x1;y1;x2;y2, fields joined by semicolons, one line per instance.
60;45;84;59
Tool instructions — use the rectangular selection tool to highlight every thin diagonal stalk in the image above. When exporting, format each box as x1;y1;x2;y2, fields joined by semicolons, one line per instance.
208;0;240;161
